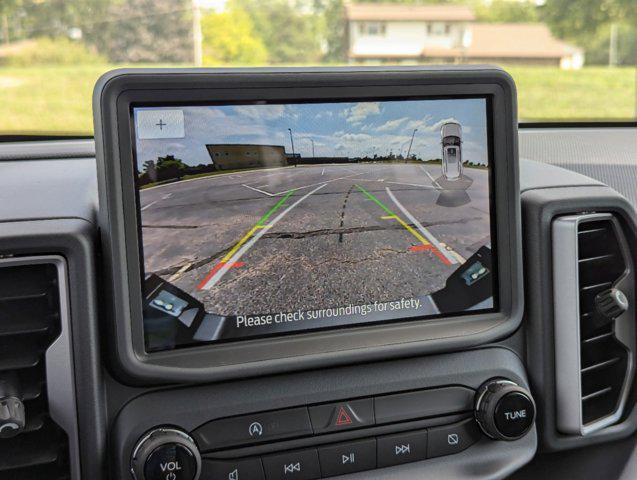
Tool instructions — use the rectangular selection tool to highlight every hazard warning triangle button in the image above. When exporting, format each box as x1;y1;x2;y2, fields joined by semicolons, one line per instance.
335;406;353;426
309;399;375;433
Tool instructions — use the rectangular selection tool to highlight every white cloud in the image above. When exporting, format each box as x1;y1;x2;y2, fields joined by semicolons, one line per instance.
204;108;227;119
345;102;381;125
374;117;409;132
315;111;333;120
234;104;285;120
338;133;373;142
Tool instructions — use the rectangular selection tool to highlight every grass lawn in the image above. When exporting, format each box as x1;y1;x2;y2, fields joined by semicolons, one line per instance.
506;65;637;121
0;64;635;134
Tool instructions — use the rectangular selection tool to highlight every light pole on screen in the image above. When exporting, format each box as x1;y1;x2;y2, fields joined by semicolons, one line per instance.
406;128;418;160
400;140;410;158
288;128;296;167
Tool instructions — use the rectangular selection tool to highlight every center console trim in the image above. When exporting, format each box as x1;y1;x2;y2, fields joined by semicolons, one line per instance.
110;347;534;478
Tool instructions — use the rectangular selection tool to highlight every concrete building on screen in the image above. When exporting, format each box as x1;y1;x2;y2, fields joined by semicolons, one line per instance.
206;144;289;170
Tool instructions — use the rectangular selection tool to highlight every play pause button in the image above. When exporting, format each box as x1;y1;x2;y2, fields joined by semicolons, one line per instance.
318;438;376;476
377;430;428;467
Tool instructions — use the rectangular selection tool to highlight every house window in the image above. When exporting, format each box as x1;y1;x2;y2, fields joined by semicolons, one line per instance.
359;22;386;36
427;23;450;36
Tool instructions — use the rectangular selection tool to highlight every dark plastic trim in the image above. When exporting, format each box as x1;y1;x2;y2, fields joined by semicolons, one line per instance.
0;219;105;480
519;121;637;129
0;134;93;143
522;184;637;451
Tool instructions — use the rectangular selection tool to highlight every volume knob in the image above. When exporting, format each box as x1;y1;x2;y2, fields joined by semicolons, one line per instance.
474;379;535;441
131;427;201;480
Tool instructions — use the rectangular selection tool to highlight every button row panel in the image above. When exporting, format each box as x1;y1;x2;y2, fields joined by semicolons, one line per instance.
202;418;481;480
192;386;474;452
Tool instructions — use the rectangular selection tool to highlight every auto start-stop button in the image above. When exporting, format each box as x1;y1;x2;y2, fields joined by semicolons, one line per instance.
494;392;535;439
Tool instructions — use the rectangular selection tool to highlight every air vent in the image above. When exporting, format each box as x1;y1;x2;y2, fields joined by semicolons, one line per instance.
554;213;635;436
0;261;71;479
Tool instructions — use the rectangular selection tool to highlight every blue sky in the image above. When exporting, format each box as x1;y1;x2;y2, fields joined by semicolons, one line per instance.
134;98;489;169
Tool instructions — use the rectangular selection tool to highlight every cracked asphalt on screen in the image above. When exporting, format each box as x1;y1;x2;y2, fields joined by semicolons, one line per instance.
140;162;491;316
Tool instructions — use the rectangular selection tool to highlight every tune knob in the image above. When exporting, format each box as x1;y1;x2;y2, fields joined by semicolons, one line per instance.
131;427;201;480
474;379;535;441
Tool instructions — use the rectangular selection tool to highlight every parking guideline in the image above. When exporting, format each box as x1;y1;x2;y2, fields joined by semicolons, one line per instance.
354;184;431;247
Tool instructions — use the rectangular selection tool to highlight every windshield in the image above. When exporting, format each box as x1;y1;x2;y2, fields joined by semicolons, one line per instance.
0;0;635;136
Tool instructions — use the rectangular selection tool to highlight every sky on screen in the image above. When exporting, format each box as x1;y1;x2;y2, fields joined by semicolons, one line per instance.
135;98;489;168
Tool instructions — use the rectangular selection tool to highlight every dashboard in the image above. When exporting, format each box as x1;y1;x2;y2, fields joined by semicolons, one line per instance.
0;66;636;480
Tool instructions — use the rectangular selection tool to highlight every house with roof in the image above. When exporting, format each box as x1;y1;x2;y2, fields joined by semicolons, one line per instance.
345;3;584;69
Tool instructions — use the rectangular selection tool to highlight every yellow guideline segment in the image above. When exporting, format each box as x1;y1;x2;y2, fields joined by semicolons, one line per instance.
390;215;430;246
356;184;430;247
218;189;296;264
220;225;268;263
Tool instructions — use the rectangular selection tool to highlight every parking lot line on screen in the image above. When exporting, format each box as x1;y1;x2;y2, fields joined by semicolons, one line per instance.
386;181;437;190
354;183;454;267
385;187;460;266
197;183;327;290
242;183;278;197
354;183;430;247
421;166;443;189
242;169;369;197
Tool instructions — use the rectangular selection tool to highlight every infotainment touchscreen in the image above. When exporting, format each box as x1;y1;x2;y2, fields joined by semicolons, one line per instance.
133;97;497;352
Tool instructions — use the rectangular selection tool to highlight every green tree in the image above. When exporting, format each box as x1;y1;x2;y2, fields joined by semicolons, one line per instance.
321;0;347;62
0;0;21;43
332;0;466;4
540;0;637;65
474;0;538;23
0;0;109;43
201;8;267;65
1;0;194;63
156;155;188;180
88;0;194;63
156;155;187;170
233;0;322;64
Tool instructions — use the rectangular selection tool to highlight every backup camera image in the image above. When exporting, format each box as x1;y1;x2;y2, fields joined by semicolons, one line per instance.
134;98;495;352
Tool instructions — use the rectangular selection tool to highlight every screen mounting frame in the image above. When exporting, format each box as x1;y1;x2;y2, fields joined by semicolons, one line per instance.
94;66;522;384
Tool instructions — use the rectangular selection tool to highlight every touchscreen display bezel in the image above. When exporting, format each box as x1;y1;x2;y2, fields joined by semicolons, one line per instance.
131;96;499;352
94;67;522;384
